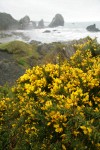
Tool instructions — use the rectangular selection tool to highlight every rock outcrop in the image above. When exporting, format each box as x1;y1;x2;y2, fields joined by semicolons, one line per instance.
38;19;44;28
19;16;37;29
31;21;37;28
0;12;37;30
0;12;19;30
49;14;64;27
0;37;99;85
0;51;25;85
43;30;51;33
19;15;31;29
86;24;100;32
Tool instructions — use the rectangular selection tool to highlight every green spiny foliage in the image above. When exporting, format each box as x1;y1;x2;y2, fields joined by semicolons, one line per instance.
0;38;100;150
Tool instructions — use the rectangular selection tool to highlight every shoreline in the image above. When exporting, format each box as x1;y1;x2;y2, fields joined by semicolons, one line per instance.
0;36;99;86
0;27;100;44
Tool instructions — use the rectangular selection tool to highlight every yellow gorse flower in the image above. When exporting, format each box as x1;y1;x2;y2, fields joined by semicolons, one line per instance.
80;126;92;135
1;39;99;149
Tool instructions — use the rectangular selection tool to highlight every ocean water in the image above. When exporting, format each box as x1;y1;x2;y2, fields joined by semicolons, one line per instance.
0;21;100;43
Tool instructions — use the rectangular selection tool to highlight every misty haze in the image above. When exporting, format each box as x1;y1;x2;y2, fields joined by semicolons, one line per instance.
0;0;100;43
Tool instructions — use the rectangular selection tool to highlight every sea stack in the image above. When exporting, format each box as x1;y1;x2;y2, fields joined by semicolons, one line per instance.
38;19;44;28
19;15;30;29
86;24;100;32
49;14;64;28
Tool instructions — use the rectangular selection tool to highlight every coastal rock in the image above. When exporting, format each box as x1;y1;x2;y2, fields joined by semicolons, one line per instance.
43;30;51;33
0;12;36;30
29;40;41;45
19;15;30;29
0;12;19;30
0;37;99;85
49;14;64;27
0;32;12;38
53;30;57;32
31;21;37;28
0;51;25;85
38;19;44;28
25;21;37;29
12;31;30;41
86;24;100;32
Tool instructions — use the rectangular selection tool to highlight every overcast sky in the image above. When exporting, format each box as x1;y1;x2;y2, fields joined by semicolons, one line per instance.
0;0;100;22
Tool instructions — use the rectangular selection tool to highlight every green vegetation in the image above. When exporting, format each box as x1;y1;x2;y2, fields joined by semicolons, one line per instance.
0;38;100;150
0;40;39;68
0;40;37;55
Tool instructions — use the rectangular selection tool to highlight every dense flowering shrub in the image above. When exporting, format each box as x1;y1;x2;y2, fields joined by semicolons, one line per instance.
0;38;100;150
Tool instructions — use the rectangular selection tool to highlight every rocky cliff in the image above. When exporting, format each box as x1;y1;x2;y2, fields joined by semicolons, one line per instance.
49;14;64;27
0;12;37;30
0;12;19;30
19;15;31;29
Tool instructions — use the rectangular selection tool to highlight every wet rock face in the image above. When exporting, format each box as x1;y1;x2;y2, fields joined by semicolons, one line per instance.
0;12;37;30
0;51;25;85
43;30;51;33
19;15;30;29
49;14;64;27
31;21;37;28
0;12;19;30
86;24;100;32
38;19;44;28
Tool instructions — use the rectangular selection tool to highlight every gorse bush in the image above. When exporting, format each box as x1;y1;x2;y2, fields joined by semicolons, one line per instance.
0;38;100;150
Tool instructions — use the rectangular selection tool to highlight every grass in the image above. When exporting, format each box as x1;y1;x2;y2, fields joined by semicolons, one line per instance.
0;40;39;68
